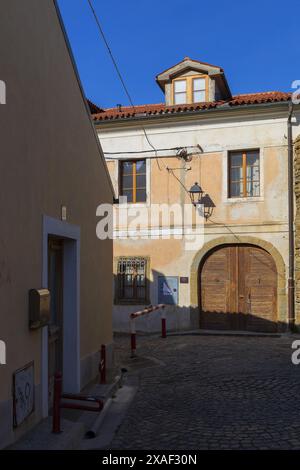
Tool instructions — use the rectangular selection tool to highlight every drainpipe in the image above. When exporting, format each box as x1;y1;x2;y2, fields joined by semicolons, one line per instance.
288;102;295;331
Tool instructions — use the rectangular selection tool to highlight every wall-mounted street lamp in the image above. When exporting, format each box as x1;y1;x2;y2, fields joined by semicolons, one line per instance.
188;182;204;206
188;182;215;220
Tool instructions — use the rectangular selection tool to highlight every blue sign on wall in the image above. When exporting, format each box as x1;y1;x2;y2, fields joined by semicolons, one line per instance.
158;276;178;305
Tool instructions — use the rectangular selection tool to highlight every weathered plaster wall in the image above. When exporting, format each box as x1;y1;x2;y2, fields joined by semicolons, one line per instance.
294;134;300;326
99;106;300;333
0;0;113;448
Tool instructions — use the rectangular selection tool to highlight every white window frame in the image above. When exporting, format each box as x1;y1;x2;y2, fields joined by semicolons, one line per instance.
222;147;264;204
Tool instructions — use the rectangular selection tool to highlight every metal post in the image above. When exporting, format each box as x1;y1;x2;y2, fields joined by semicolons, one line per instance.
52;372;62;433
130;319;136;357
161;308;166;338
288;102;295;331
99;344;106;384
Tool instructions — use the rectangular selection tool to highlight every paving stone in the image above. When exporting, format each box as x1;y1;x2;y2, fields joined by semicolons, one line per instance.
110;333;300;450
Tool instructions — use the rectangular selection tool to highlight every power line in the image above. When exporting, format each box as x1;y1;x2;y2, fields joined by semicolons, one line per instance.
104;145;202;155
87;0;163;170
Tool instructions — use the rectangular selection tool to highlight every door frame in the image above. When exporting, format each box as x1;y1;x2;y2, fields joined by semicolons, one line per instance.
41;215;80;418
190;236;287;330
198;244;278;331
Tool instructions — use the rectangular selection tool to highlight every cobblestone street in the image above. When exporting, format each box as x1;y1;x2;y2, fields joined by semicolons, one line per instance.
110;333;300;450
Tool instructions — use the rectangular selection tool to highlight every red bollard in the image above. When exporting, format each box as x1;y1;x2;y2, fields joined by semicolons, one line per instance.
130;319;136;357
99;344;106;384
131;333;136;357
52;372;62;433
161;318;166;338
161;307;167;338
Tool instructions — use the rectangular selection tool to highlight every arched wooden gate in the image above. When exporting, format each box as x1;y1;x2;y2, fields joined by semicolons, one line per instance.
199;244;277;332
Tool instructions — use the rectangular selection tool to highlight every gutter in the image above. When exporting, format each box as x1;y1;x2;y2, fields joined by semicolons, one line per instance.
93;100;293;127
288;102;295;331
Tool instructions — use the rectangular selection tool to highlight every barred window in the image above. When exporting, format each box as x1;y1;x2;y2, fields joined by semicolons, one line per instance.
116;257;148;304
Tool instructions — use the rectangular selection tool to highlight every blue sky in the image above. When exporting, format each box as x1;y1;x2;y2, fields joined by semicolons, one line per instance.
57;0;299;109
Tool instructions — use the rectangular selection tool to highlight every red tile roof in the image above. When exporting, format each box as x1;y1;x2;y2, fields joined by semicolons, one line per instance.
87;99;103;114
91;92;291;122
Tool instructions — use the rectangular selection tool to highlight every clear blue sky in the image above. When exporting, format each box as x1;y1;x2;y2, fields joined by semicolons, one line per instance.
57;0;299;109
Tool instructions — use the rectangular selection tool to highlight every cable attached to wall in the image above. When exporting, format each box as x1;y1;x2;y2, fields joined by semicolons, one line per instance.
87;0;164;170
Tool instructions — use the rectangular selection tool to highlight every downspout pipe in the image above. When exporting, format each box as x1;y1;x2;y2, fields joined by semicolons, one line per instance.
288;101;295;331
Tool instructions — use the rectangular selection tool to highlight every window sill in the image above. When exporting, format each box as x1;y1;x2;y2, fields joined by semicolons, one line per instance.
114;300;150;306
116;202;149;208
225;196;264;204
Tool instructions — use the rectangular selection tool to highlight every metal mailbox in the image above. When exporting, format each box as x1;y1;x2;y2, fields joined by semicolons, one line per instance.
29;289;50;330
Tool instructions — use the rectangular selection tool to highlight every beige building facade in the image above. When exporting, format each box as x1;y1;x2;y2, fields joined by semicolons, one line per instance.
92;59;300;334
0;0;113;449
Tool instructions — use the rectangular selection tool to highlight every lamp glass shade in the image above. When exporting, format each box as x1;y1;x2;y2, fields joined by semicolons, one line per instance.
189;182;203;204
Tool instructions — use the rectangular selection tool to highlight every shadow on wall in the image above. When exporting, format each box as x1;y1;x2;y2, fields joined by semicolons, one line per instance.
112;269;193;334
112;265;285;334
199;310;286;334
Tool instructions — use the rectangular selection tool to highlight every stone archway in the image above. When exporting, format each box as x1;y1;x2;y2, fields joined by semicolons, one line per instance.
190;236;287;330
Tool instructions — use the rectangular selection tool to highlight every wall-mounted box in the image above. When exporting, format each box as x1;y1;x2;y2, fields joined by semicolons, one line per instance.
29;289;50;330
158;276;178;305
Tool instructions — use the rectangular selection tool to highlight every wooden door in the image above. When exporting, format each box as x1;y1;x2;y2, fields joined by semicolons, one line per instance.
48;237;64;408
243;246;277;332
200;246;236;330
200;245;277;332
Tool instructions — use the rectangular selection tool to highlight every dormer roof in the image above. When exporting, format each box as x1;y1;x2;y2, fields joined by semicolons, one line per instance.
156;56;231;101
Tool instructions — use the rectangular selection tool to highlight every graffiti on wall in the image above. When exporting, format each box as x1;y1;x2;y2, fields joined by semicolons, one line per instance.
13;362;34;427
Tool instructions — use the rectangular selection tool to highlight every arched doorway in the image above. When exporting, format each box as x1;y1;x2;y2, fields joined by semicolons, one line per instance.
199;244;278;332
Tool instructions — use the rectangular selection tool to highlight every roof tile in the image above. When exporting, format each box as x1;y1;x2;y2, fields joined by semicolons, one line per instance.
91;92;291;122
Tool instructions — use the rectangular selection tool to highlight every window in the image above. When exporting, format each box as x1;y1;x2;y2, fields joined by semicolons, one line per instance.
120;159;146;203
116;257;148;304
174;80;187;104
173;76;207;105
193;78;206;102
229;150;260;198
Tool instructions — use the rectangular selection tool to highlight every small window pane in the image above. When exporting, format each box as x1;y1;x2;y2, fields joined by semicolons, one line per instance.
174;93;186;104
122;161;133;175
246;166;259;180
136;160;146;173
230;181;243;197
247;151;259;166
136;188;147;203
122;190;133;203
231;153;243;167
231;167;242;181
193;78;205;91
247;180;260;197
122;175;133;189
193;90;205;102
174;80;186;92
136;174;146;188
137;287;146;299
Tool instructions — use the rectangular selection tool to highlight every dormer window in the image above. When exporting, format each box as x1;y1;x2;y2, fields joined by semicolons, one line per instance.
172;75;208;105
156;57;232;106
174;80;187;104
193;78;206;103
